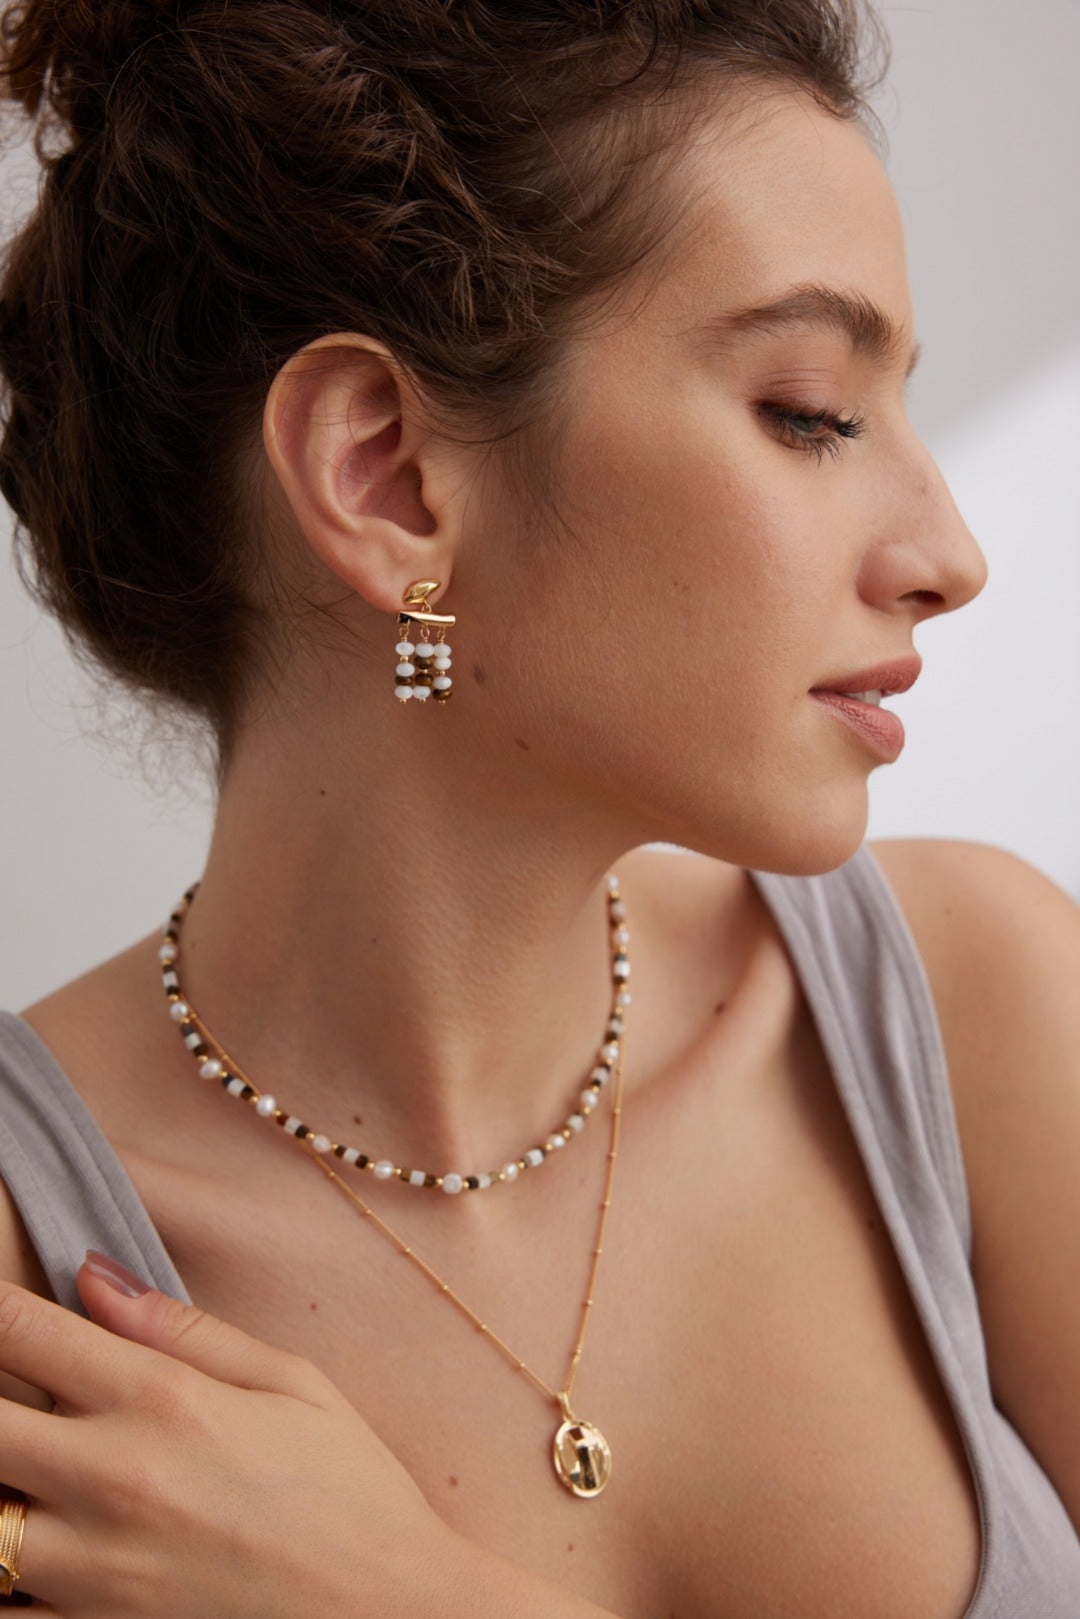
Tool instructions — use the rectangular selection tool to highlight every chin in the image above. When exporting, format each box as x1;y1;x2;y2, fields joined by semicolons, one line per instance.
662;791;871;880
752;822;869;879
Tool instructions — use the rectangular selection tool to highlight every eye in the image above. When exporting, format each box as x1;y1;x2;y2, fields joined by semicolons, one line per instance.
758;402;867;463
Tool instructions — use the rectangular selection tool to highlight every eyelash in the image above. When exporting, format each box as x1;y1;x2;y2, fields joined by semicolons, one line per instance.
758;403;867;463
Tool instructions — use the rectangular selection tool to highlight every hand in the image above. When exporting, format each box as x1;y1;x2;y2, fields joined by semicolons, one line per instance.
0;1254;454;1617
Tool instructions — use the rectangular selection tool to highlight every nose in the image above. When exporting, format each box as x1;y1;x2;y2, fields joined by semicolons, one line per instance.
860;432;989;622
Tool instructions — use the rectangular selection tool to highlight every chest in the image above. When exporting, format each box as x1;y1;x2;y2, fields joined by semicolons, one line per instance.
128;968;983;1619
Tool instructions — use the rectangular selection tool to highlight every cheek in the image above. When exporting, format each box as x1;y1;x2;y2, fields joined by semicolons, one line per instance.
509;402;831;786
542;393;826;672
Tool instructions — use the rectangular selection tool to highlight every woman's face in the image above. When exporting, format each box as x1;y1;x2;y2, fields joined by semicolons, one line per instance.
468;89;989;874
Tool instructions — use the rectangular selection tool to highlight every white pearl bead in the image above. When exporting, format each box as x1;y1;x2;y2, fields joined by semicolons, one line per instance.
226;1076;246;1097
613;958;631;979
432;676;453;691
199;1058;222;1080
373;1159;395;1179
395;641;415;656
601;1040;620;1063
396;662;416;677
414;643;435;658
342;1147;361;1166
409;1169;426;1187
395;685;413;701
412;684;432;700
433;656;451;670
590;1066;609;1085
435;642;452;657
255;1094;277;1117
158;942;178;962
502;1162;520;1181
607;1015;623;1035
546;1134;566;1151
568;1113;585;1132
442;1173;464;1194
618;989;633;1007
169;1000;191;1020
311;1134;332;1154
525;1148;545;1168
616;927;630;948
606;874;620;893
610;900;626;922
477;1173;492;1190
580;1089;597;1111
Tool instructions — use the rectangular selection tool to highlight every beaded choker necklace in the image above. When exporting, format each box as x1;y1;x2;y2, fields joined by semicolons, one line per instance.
157;873;632;1497
158;874;631;1192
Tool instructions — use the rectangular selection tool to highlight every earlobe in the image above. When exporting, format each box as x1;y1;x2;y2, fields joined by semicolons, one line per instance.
261;334;455;614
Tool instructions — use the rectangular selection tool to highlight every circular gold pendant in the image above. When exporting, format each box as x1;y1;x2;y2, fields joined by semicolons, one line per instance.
553;1416;612;1498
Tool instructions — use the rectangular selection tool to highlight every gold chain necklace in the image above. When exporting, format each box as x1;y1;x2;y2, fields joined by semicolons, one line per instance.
305;1023;624;1498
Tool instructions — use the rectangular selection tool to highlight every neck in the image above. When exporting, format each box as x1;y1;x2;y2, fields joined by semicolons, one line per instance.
169;719;645;1176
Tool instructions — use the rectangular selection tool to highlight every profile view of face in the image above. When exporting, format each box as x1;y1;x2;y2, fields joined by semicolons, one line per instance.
474;89;989;874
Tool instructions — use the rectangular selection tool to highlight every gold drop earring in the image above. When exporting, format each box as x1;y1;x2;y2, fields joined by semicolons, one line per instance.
393;579;456;704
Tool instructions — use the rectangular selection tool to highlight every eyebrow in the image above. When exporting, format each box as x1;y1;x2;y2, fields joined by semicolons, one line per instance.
700;283;922;378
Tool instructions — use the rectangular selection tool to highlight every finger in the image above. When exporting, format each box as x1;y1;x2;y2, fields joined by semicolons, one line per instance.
0;1400;95;1500
78;1254;332;1405
0;1285;151;1415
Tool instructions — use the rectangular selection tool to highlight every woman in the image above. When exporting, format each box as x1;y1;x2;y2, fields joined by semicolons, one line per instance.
0;0;1076;1613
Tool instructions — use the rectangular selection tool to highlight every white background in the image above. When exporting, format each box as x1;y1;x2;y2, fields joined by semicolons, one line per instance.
3;0;1079;1008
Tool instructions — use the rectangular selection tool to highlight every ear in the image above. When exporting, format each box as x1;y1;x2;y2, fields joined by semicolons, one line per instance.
262;334;463;615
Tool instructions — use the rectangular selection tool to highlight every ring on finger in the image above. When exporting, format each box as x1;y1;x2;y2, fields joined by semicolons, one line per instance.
0;1489;28;1597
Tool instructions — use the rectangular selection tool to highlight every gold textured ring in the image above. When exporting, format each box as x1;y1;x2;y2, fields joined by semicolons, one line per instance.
0;1490;27;1598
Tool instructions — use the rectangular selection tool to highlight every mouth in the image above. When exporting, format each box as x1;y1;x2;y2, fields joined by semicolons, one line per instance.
810;656;921;702
818;689;885;707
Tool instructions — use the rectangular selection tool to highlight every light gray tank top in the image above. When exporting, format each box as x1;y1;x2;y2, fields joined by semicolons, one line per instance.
0;844;1077;1616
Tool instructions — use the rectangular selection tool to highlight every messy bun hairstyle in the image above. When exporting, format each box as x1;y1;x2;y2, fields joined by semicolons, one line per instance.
0;0;883;781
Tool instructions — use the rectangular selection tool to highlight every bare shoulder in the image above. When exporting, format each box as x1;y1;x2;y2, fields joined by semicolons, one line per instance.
865;833;1080;1208
866;835;1080;1528
863;836;1080;1124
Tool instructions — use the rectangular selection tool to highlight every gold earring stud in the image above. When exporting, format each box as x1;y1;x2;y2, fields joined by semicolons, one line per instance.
394;580;456;704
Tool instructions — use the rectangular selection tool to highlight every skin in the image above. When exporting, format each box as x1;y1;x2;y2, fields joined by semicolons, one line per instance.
2;86;1079;1618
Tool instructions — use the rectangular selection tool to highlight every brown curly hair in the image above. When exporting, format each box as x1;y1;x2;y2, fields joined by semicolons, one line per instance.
0;0;884;783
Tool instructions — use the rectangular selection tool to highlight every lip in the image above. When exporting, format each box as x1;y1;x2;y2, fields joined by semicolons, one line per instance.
810;690;906;762
810;656;922;698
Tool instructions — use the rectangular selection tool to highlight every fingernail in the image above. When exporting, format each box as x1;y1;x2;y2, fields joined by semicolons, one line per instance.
83;1250;152;1298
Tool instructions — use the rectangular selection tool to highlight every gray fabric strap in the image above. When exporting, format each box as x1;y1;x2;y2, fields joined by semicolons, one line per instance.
0;1010;190;1312
749;844;973;1257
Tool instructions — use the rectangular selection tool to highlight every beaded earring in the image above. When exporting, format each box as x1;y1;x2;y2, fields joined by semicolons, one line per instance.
394;579;456;704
